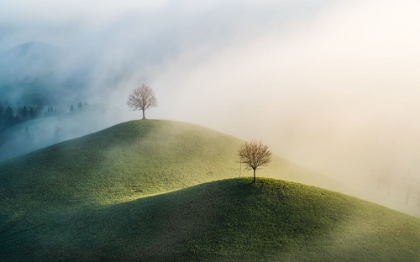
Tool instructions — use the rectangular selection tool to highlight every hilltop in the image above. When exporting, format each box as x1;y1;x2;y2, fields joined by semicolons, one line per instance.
1;178;420;261
0;120;332;210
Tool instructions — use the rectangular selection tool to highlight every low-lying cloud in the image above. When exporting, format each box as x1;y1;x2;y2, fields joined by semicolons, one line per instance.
1;0;420;196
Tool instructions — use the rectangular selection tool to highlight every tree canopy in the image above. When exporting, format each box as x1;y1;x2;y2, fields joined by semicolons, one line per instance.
238;140;272;183
127;84;158;120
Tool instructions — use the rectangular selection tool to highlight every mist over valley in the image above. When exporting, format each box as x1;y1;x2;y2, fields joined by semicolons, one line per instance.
1;0;420;260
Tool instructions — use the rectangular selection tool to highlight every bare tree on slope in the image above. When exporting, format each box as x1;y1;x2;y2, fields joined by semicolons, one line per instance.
127;84;158;120
238;140;272;184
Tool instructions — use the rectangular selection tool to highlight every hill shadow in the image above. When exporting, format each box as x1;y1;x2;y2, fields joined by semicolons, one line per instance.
5;178;416;261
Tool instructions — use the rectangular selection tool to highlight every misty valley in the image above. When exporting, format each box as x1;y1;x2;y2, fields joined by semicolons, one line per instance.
0;42;125;161
1;1;420;261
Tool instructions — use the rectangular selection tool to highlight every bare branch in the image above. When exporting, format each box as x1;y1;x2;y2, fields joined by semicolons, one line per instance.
127;84;158;120
238;140;271;183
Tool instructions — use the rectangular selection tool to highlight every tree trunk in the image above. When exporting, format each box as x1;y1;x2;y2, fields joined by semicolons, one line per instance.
142;109;146;120
253;168;256;184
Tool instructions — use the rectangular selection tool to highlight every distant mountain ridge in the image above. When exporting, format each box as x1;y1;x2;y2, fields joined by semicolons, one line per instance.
0;41;60;83
0;41;89;106
1;41;59;59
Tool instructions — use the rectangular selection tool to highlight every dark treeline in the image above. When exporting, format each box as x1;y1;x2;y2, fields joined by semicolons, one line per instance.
0;101;88;132
0;103;44;132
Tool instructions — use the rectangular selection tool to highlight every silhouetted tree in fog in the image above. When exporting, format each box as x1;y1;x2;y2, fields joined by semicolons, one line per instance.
45;106;53;117
29;108;34;119
17;107;23;120
402;175;418;204
415;192;420;210
34;104;44;118
127;84;158;120
0;105;5;130
14;115;20;124
25;126;31;141
4;107;14;129
22;106;28;120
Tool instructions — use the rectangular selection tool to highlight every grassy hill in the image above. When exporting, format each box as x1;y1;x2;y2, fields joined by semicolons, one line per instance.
0;120;332;211
2;120;419;261
1;177;420;261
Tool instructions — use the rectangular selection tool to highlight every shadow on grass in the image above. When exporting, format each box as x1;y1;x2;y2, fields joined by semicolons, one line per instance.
1;178;386;262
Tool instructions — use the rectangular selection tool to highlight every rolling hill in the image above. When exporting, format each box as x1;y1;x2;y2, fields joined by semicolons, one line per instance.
1;120;419;261
0;120;333;210
1;177;420;261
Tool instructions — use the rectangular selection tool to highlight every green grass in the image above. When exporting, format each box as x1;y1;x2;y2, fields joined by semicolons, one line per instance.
0;120;330;212
1;120;419;261
0;120;240;210
1;178;420;261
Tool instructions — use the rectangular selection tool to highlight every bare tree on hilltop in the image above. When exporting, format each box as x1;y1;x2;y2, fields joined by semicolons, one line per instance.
238;140;272;184
127;84;158;120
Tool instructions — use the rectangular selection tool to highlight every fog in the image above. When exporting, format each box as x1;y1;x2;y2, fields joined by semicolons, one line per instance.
1;0;420;208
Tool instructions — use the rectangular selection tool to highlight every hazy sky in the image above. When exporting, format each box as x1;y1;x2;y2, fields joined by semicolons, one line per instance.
1;0;420;184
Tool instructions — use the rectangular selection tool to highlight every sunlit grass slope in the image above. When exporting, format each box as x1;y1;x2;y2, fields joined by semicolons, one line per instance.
1;178;420;261
0;120;332;212
0;120;358;261
0;120;241;209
